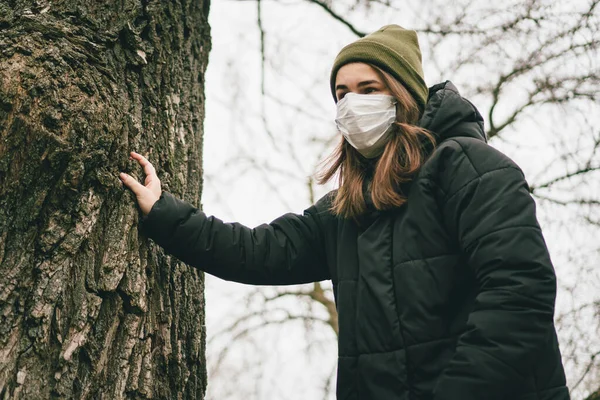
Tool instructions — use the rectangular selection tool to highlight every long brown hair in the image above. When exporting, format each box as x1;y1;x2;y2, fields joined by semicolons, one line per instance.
317;64;436;219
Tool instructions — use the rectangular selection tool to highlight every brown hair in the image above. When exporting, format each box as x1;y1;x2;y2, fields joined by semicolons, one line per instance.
317;64;436;219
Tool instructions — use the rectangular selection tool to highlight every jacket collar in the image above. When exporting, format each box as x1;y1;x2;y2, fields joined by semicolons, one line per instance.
419;81;487;143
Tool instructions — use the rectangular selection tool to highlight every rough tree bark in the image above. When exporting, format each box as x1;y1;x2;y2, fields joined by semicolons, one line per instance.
0;0;210;398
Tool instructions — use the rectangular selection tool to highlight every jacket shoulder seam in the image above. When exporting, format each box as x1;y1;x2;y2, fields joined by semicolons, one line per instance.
444;166;520;203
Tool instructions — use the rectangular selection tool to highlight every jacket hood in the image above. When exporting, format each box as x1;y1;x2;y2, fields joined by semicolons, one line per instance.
418;81;486;142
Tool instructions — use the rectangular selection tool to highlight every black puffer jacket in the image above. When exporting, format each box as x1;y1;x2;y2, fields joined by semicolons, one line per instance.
141;81;569;400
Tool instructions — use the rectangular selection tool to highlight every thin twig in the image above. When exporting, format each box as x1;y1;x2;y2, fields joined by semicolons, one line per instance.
306;0;366;37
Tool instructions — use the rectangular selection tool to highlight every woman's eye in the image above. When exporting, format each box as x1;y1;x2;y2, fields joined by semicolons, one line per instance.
364;88;378;94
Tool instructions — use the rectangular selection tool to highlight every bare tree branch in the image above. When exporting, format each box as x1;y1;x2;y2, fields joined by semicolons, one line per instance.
532;167;600;192
257;0;266;96
585;388;600;400
572;351;600;392
305;0;366;37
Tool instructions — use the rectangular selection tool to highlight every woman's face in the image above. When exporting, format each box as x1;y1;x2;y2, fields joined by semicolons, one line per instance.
334;62;392;101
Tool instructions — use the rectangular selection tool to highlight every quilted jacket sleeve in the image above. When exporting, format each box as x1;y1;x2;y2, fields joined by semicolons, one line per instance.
140;192;331;285
433;140;558;400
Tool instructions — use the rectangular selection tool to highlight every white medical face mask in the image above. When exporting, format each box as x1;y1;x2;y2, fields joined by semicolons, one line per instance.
335;93;397;158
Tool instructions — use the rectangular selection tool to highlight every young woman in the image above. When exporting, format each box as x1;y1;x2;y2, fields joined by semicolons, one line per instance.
120;25;569;400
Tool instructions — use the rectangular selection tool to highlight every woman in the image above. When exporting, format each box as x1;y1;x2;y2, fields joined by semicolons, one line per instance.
120;25;569;400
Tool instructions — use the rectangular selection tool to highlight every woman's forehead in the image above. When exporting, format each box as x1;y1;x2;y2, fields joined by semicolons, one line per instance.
335;63;381;85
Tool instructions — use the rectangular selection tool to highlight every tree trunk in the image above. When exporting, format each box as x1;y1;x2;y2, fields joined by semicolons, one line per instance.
0;1;210;398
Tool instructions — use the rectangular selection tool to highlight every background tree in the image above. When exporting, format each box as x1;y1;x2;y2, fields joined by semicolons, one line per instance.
0;1;210;398
203;0;600;399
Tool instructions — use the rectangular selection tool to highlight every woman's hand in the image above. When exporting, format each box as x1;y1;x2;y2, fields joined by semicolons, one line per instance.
119;151;162;216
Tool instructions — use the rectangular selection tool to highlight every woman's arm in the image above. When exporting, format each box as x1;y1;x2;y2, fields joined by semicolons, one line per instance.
141;192;330;285
433;140;558;400
120;152;331;285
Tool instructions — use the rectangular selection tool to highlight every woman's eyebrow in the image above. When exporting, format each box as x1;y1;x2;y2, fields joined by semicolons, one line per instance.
335;80;381;91
357;80;380;87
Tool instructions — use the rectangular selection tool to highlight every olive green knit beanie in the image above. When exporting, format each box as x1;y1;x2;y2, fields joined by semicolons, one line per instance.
330;25;428;111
